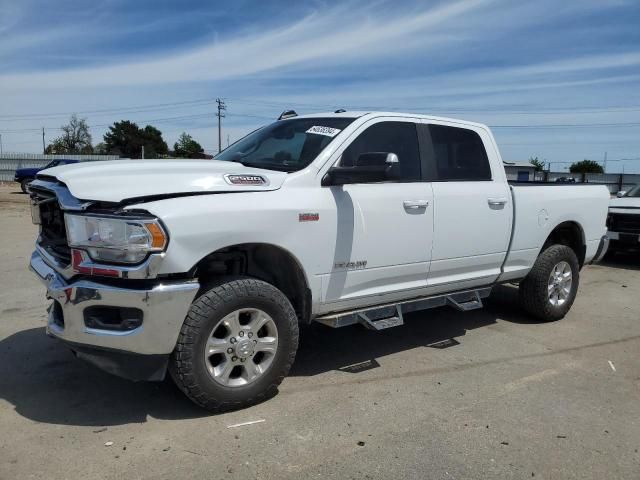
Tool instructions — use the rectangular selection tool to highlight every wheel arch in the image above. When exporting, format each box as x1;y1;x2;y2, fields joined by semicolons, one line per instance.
541;221;586;267
191;243;312;324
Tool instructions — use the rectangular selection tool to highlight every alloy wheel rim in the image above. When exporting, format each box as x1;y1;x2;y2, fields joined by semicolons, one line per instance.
547;261;572;306
203;308;278;387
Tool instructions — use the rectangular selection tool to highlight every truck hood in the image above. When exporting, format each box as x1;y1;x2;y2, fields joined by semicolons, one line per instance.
40;160;288;203
609;196;640;213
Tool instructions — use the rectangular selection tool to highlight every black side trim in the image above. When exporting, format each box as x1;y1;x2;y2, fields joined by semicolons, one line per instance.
416;123;438;182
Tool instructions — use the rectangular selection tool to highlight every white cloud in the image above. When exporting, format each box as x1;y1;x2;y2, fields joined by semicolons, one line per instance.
1;0;638;170
0;0;492;89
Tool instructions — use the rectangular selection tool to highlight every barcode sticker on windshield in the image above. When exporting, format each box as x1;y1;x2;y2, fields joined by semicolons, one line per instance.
306;126;341;137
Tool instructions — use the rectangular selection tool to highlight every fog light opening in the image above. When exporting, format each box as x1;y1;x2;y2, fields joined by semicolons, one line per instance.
83;306;143;331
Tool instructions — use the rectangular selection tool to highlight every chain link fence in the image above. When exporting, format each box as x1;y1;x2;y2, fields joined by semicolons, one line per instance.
0;153;120;182
533;171;640;194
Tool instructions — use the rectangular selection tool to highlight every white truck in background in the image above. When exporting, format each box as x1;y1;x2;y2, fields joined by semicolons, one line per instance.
607;185;640;252
28;111;610;411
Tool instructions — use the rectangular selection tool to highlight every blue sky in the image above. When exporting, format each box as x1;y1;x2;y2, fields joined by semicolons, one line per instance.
1;0;639;172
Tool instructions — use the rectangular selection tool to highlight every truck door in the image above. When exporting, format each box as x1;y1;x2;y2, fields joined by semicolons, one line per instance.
319;119;434;311
421;122;512;291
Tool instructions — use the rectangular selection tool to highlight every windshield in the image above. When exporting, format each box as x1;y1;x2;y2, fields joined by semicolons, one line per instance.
44;160;61;169
215;117;355;172
623;185;640;197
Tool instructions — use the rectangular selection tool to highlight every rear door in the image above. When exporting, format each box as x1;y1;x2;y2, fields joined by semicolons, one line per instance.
420;122;512;291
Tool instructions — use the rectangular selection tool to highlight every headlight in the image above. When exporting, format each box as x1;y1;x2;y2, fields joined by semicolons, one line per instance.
64;214;167;264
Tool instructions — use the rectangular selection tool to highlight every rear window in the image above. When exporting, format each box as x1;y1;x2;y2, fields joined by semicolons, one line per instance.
429;125;491;181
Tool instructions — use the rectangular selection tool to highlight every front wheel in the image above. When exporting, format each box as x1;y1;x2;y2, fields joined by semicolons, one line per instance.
170;278;299;412
20;178;32;193
519;245;580;322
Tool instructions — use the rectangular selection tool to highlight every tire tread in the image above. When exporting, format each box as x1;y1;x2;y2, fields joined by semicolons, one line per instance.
519;244;579;322
170;278;299;412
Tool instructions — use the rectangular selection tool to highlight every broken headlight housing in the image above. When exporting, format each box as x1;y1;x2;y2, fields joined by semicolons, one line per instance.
64;214;167;264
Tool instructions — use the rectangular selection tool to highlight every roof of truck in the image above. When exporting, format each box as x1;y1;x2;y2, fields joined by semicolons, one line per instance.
291;111;490;130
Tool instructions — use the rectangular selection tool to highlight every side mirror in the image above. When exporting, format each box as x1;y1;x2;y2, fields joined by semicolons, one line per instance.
355;152;398;167
322;152;400;186
617;191;627;198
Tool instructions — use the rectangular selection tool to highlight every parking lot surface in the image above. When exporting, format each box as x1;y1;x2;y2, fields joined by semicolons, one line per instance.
0;184;638;479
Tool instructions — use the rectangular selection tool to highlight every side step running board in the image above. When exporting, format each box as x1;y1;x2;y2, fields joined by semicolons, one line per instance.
357;305;404;330
446;291;483;311
315;287;491;329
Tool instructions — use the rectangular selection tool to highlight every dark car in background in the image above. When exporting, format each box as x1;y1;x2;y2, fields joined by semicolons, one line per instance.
14;159;79;193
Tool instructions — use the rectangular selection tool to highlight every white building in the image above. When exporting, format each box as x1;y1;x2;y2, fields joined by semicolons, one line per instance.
503;161;537;182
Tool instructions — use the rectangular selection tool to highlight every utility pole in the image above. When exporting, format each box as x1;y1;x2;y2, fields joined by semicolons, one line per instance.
227;134;230;148
141;145;145;159
42;127;46;154
216;98;226;153
0;134;3;155
603;151;607;173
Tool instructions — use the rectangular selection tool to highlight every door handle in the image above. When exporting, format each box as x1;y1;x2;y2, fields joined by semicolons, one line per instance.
403;200;429;209
487;197;508;206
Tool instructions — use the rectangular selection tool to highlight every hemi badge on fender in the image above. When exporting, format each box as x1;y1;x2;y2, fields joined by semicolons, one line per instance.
299;213;319;222
225;174;267;186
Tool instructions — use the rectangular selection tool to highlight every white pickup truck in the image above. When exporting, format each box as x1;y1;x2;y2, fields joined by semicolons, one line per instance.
29;111;610;411
607;185;640;252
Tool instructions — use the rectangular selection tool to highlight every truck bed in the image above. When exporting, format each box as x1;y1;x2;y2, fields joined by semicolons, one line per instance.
499;183;610;282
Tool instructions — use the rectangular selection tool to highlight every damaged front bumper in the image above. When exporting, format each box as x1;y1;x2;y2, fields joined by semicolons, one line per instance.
30;250;199;381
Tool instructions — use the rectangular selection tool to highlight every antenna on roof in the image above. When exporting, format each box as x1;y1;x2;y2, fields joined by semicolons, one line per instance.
278;110;298;120
334;109;347;113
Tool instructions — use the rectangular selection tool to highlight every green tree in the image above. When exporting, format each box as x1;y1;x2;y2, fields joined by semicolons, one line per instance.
103;121;168;158
93;142;108;155
569;159;604;174
142;125;169;158
529;156;545;172
45;114;93;154
44;138;67;154
173;132;205;158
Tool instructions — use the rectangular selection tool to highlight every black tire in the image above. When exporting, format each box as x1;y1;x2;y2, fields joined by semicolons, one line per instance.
20;178;32;193
519;244;580;322
169;278;299;412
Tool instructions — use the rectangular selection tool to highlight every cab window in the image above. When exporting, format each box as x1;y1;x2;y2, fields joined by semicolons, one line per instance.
428;125;491;181
340;121;421;182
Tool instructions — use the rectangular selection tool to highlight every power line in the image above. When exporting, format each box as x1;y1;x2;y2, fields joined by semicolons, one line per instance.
0;111;271;134
230;97;640;114
0;97;220;121
2;117;639;135
4;93;640;122
490;122;640;129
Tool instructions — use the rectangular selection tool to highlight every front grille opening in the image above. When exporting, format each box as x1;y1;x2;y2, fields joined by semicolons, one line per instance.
31;186;71;265
609;213;640;234
50;301;64;329
83;306;143;331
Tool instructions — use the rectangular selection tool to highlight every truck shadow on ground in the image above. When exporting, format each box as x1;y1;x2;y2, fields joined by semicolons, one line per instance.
599;251;640;271
0;286;530;426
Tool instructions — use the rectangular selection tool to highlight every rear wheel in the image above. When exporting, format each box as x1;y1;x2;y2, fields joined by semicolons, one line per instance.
170;278;299;412
519;245;580;322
